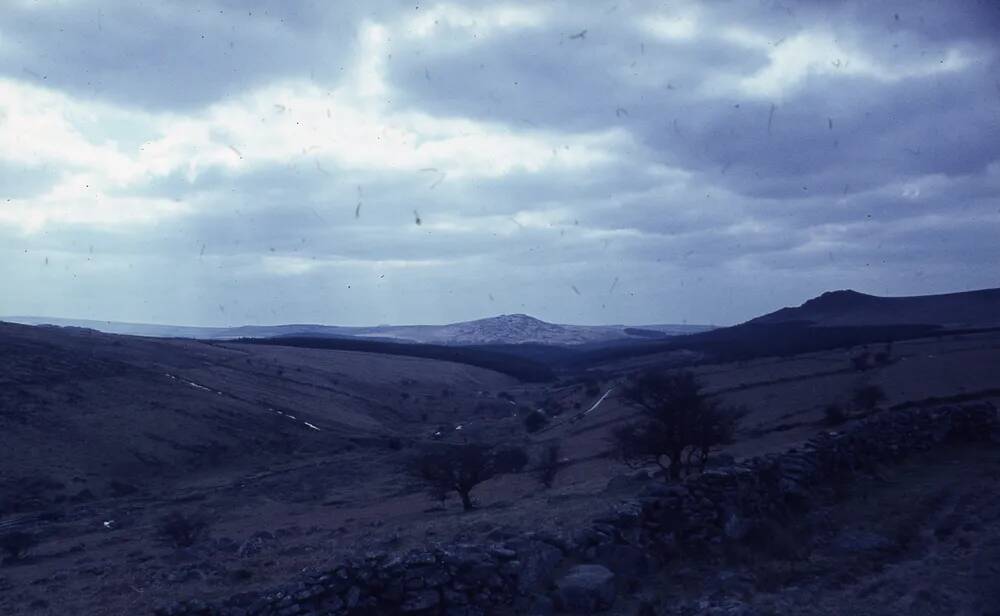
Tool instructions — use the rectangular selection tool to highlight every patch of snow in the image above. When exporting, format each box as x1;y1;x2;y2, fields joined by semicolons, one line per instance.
582;387;616;417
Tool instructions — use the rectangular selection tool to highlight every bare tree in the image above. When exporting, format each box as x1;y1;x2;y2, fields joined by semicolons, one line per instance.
612;371;742;481
410;443;526;511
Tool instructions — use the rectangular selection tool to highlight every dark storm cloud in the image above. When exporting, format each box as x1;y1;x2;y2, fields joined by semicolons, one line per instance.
0;1;396;109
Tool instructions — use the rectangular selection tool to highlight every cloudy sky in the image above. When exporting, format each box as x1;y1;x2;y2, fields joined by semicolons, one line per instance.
1;0;998;327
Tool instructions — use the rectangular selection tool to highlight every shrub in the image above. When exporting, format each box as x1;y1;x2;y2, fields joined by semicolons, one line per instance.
852;384;886;412
157;512;209;548
0;532;38;563
824;403;848;426
523;410;550;433
612;371;743;481
850;352;871;372
535;444;563;488
544;399;565;417
874;342;894;366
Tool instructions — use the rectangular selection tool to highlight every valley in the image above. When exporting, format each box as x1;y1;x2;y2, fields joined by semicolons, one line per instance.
2;288;999;614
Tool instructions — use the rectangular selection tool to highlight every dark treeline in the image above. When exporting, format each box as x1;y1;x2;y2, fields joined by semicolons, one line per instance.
566;322;944;367
237;336;557;382
237;323;995;380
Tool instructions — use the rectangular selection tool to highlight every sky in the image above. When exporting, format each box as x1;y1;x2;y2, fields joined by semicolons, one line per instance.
1;0;998;327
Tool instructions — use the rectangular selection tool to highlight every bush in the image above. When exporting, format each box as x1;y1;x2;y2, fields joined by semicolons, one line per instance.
409;442;523;511
157;512;209;548
544;398;565;417
824;404;848;426
612;371;743;481
851;352;872;372
535;444;563;489
874;342;894;366
852;384;886;412
523;410;550;433
0;532;38;563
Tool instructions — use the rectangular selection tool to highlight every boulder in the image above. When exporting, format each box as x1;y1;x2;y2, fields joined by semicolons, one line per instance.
595;544;648;578
510;540;563;594
400;589;440;613
553;564;616;612
237;531;275;558
831;530;891;554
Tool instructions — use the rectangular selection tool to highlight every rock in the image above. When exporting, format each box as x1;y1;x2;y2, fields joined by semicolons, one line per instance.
345;585;361;608
638;483;678;498
213;537;240;554
510;540;563;594
489;546;517;560
553;564;616;612
514;594;554;616
401;589;440;612
237;531;275;558
722;511;752;541
706;454;737;468
831;530;891;554
595;544;648;578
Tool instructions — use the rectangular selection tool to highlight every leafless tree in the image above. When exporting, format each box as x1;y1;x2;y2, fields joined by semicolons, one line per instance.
612;371;742;481
410;443;527;511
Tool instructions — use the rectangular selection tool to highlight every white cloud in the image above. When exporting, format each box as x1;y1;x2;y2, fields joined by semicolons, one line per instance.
731;30;975;99
0;181;190;233
0;79;133;174
403;3;548;40
640;12;699;42
260;255;448;276
0;8;628;235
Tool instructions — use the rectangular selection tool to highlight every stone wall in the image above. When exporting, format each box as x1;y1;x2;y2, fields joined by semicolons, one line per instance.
156;402;997;616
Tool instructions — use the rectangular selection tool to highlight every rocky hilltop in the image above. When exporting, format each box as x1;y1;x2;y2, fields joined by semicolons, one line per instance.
749;287;1000;328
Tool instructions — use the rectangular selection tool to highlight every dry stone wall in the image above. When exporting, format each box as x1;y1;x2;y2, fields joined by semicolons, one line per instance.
157;402;998;616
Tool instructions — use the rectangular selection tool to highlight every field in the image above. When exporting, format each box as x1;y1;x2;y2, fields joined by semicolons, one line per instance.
1;322;999;614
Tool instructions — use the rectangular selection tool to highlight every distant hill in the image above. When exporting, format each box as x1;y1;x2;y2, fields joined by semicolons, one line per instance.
567;287;1000;369
1;314;713;346
749;288;1000;328
351;314;711;346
